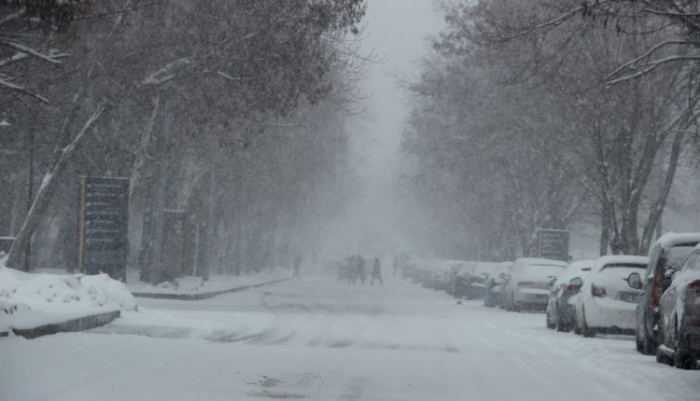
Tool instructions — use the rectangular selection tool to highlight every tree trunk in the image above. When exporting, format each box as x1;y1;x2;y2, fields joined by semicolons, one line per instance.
640;129;686;255
5;106;103;270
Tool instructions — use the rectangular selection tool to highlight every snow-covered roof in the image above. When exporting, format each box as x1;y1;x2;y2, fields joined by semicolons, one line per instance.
654;232;700;249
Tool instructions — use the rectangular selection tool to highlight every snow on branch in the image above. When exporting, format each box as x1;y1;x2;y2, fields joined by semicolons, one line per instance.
606;40;694;81
497;7;584;42
0;52;28;68
607;55;700;85
0;38;68;64
140;58;192;86
0;76;49;104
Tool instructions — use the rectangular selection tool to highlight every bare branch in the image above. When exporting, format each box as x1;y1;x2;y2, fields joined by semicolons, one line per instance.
0;77;49;104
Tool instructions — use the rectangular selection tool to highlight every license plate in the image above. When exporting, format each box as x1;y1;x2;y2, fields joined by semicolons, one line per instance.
618;292;639;303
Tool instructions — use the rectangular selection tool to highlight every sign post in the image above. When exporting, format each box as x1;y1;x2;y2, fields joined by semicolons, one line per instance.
77;177;130;282
535;228;570;262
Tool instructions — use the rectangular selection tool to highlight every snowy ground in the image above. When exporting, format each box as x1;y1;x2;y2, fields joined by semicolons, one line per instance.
2;271;699;401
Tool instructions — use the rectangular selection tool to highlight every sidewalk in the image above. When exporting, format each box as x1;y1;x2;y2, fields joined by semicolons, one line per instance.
125;270;291;300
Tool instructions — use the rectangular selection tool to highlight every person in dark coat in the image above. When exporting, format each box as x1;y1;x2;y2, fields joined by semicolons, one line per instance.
371;257;382;286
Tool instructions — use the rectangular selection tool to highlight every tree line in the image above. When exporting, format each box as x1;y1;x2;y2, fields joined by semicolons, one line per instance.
401;0;700;260
0;0;367;281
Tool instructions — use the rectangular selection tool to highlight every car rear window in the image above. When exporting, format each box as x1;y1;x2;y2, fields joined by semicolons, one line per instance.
522;264;566;278
667;246;695;270
601;263;647;271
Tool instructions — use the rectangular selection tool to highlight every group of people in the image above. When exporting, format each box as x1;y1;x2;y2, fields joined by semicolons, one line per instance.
340;255;383;286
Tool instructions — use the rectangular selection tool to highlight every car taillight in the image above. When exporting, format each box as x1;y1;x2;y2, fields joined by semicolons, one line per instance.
566;284;582;292
688;280;700;292
686;280;700;305
592;285;607;297
518;280;534;286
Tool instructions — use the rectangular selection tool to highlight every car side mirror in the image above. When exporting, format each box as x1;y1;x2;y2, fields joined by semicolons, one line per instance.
626;272;642;290
569;277;583;287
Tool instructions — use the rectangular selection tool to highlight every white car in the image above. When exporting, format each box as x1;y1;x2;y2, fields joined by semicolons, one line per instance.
574;255;649;337
503;258;568;311
546;260;594;331
430;260;454;290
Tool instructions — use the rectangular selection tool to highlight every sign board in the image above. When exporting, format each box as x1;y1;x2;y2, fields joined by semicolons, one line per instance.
78;177;130;281
535;228;569;262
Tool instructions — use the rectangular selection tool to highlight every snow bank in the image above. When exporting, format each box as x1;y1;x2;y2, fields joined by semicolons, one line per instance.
0;256;137;332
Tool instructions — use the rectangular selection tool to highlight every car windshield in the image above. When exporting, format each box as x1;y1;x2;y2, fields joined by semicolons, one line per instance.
3;1;700;400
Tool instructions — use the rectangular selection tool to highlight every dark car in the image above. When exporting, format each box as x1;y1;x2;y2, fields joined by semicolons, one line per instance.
653;245;700;369
464;262;499;300
484;262;512;307
634;233;700;355
545;260;593;332
446;261;472;298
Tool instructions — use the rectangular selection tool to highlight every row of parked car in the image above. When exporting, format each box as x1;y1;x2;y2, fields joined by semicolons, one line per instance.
402;232;700;370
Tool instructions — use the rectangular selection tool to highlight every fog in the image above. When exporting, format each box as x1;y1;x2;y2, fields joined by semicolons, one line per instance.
319;0;444;258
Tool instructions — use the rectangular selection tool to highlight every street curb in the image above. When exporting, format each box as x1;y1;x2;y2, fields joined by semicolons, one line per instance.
1;310;121;339
130;278;291;300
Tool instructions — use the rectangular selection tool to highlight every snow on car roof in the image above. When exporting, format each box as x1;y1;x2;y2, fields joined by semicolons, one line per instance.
594;255;648;271
568;260;595;270
655;232;700;250
516;258;568;267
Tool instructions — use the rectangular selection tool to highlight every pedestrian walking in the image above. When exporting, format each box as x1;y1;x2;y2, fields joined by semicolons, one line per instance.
371;257;383;286
392;255;399;277
293;253;301;279
358;255;366;285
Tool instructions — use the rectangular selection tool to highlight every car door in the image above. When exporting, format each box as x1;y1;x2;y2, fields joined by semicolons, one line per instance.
659;252;700;345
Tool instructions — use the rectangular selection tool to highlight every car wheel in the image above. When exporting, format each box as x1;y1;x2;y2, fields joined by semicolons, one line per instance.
582;308;596;338
556;313;570;332
546;308;555;329
674;320;696;370
635;330;645;353
656;347;674;366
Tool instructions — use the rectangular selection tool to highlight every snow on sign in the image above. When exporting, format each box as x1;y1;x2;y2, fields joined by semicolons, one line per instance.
78;177;130;282
535;228;570;262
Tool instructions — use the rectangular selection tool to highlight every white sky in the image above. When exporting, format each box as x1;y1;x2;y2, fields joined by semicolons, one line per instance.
340;0;444;253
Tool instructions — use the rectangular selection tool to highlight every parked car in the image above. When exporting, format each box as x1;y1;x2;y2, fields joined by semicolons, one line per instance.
428;260;453;291
446;261;473;297
464;262;499;299
634;233;700;355
546;260;594;331
573;255;648;337
484;262;513;307
645;244;700;369
503;258;568;311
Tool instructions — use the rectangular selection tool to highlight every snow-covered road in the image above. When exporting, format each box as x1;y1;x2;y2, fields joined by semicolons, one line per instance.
2;273;699;400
